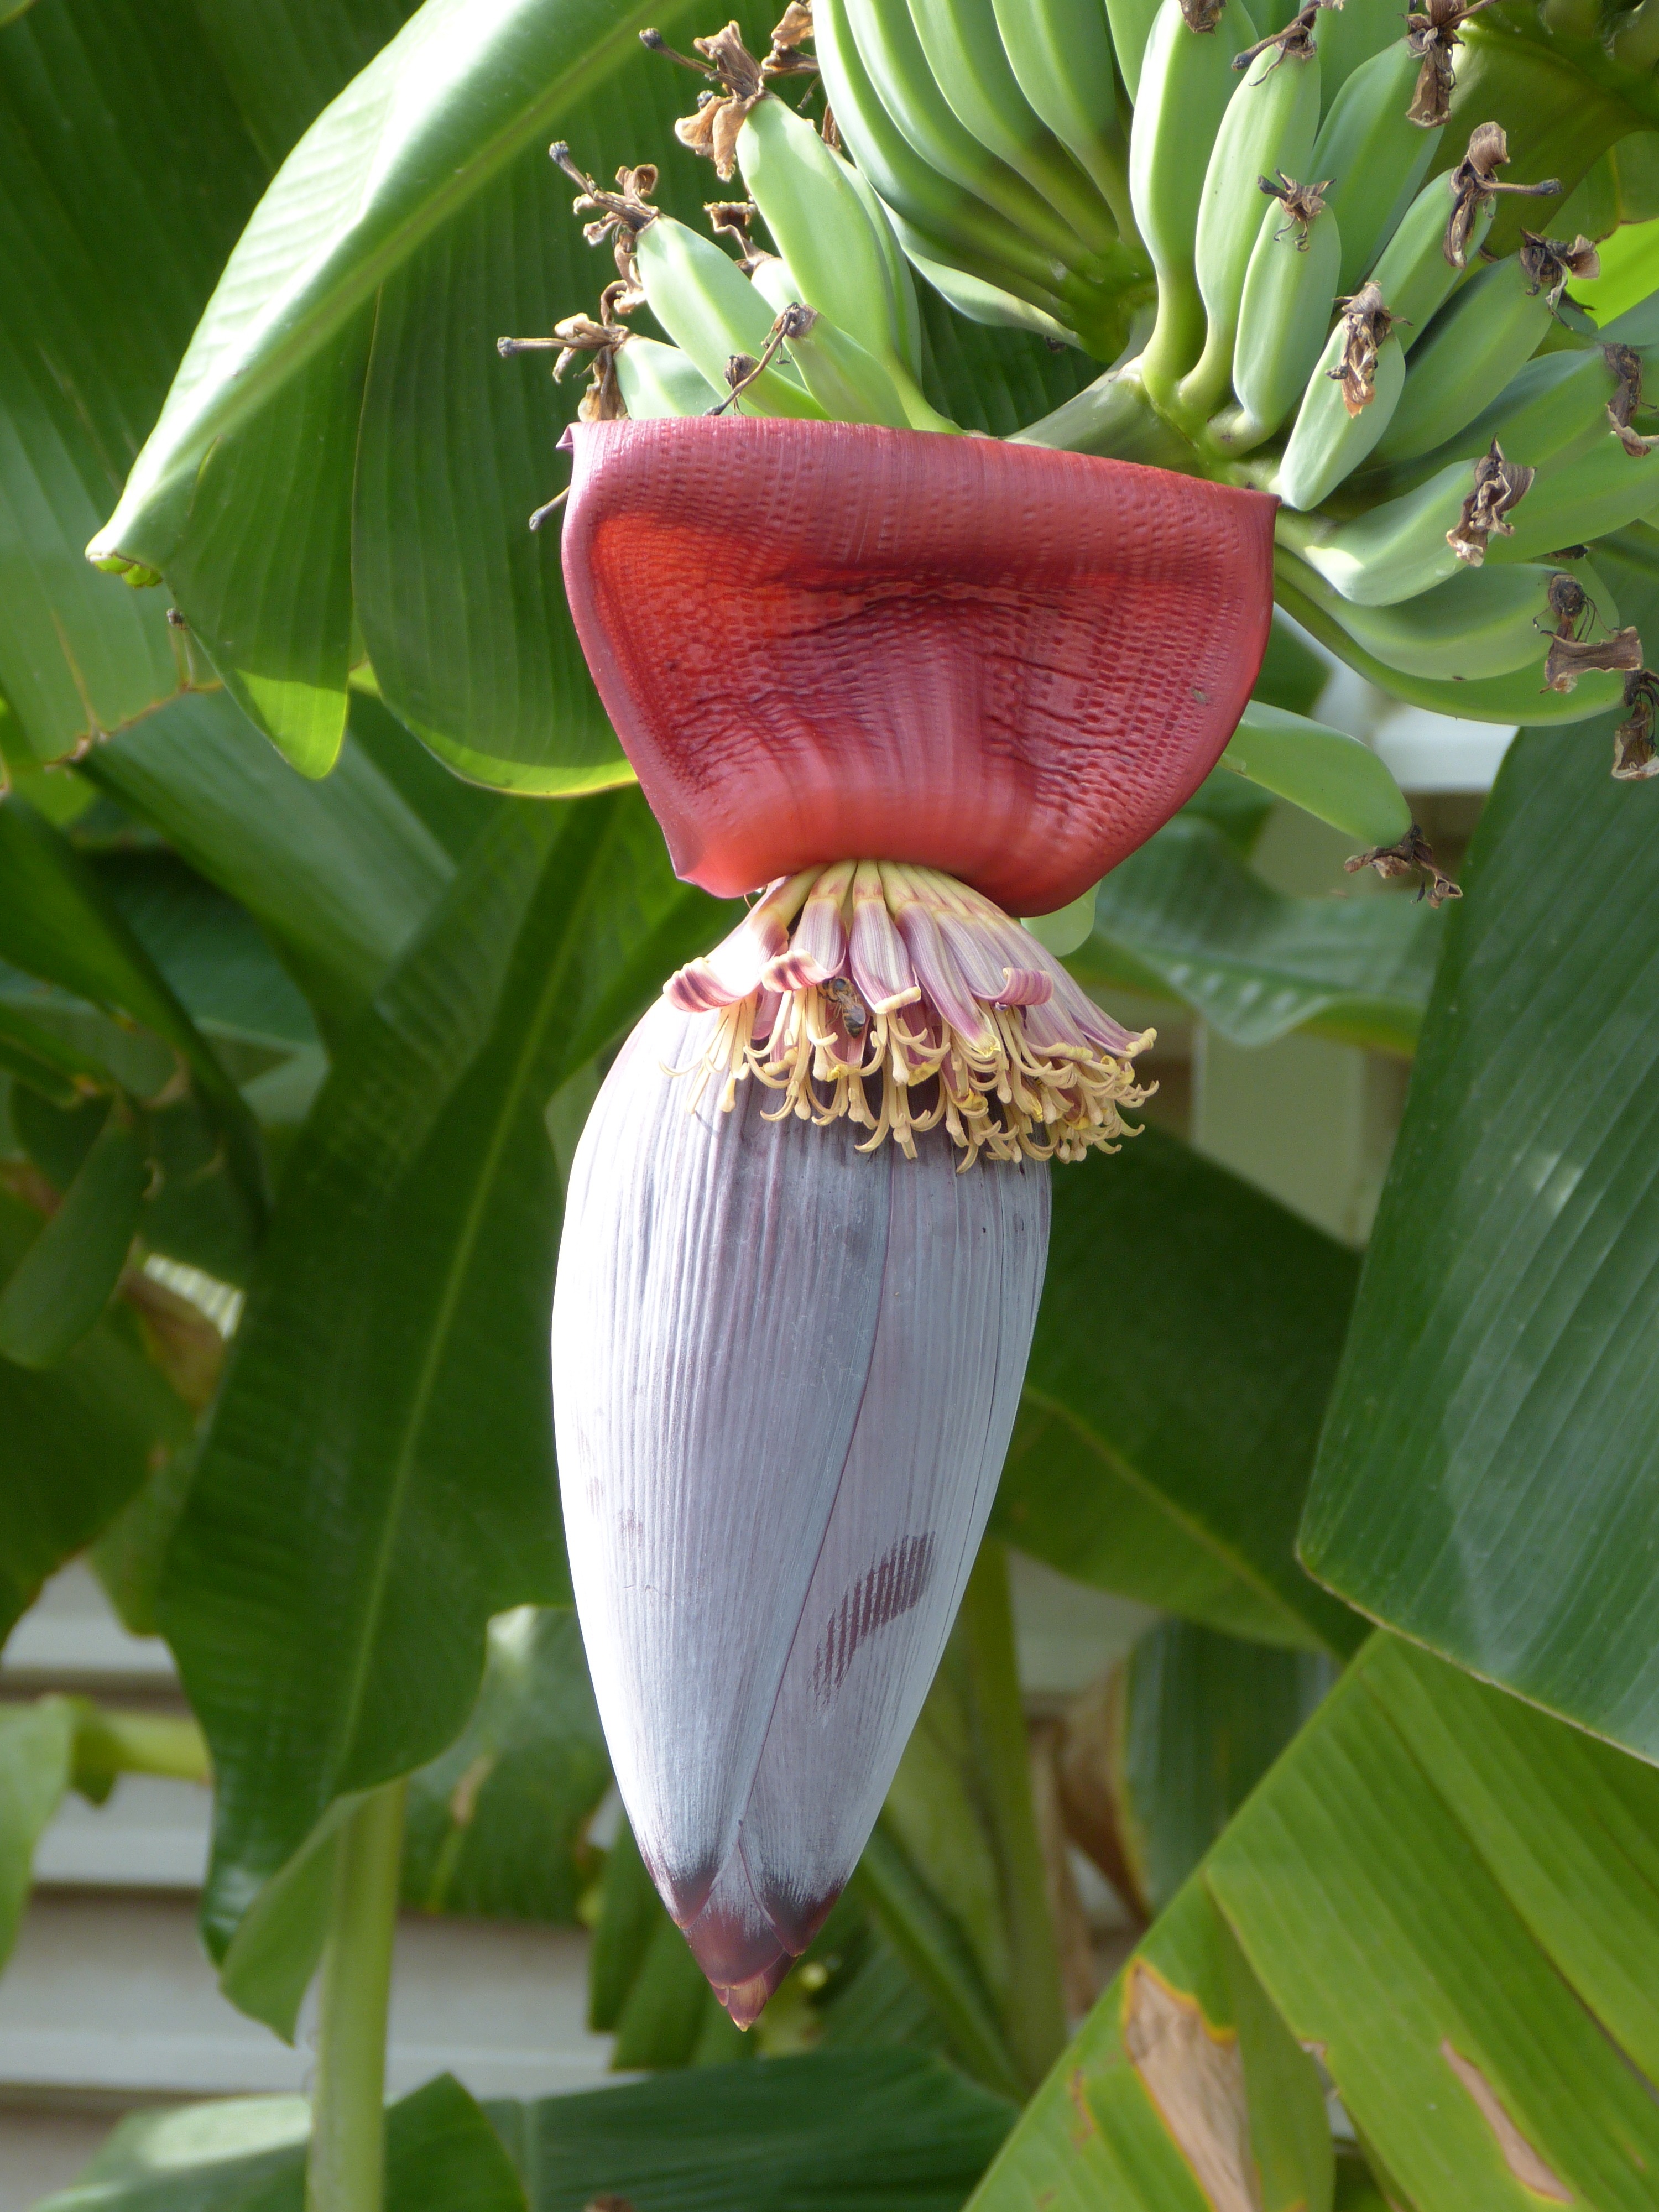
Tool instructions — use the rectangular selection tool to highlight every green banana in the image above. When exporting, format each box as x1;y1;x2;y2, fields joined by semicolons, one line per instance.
906;0;1120;255
1279;327;1405;509
1296;555;1612;680
1219;699;1412;847
1310;40;1441;295
1488;434;1659;564
1219;182;1342;449
1373;253;1553;463
990;0;1136;231
1130;0;1257;407
613;336;721;417
838;151;926;375
1397;347;1620;482
1368;170;1485;349
844;0;1105;272
1178;33;1322;420
1105;0;1163;98
1311;0;1404;116
1281;459;1472;606
738;96;941;426
634;216;827;418
816;0;1089;312
1277;552;1630;723
779;304;925;426
901;236;1078;338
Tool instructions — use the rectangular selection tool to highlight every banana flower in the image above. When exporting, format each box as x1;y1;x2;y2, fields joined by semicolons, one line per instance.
552;419;1273;2021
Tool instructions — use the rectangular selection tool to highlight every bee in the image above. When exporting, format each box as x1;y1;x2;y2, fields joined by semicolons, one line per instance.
822;975;868;1037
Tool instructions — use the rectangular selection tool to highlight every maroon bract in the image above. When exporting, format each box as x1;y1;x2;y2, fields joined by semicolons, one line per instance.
560;418;1276;916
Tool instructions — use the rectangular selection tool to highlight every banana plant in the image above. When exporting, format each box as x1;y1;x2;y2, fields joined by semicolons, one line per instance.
6;2;1659;2211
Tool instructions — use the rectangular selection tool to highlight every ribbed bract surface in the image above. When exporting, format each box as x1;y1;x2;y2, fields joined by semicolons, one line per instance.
552;1001;1048;2020
560;418;1275;914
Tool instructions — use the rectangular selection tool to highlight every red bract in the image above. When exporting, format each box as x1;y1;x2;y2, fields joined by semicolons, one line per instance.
560;418;1276;915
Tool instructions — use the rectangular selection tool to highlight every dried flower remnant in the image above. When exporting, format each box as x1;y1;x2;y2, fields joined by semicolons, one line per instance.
645;19;775;180
1259;170;1329;248
665;859;1154;1166
1446;440;1533;566
1345;824;1462;906
1181;0;1228;29
1405;0;1497;130
1328;283;1399;417
1543;623;1642;697
764;1;818;75
1606;345;1657;458
1232;1;1324;71
1518;229;1601;314
1614;670;1659;781
1443;123;1561;270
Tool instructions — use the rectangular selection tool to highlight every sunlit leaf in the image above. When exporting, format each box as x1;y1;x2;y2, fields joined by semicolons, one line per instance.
1301;718;1659;1760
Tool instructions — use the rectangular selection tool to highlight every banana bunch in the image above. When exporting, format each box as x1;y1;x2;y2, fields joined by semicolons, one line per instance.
520;1;1659;776
808;0;1659;752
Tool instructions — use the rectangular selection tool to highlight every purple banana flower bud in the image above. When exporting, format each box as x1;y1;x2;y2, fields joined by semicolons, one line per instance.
553;996;1049;2025
553;859;1154;2025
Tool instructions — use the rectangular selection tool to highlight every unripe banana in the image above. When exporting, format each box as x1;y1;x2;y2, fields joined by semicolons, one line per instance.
1219;699;1412;847
1277;291;1405;510
901;237;1078;338
778;304;920;426
838;156;926;376
1178;35;1321;420
1395;348;1620;482
635;217;827;419
845;0;1104;273
1368;170;1486;349
1278;550;1630;722
1130;0;1257;406
1310;41;1441;296
907;0;1120;256
816;0;1089;312
990;0;1135;230
1220;184;1342;449
1281;460;1470;606
614;336;722;417
1312;0;1405;114
1105;0;1164;98
1298;555;1611;680
1373;254;1552;464
738;96;938;426
1488;435;1659;564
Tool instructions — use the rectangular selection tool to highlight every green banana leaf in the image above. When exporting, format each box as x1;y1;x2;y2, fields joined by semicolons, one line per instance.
0;1105;148;1366
1113;1620;1338;1918
0;1695;78;1965
483;2050;1016;2212
972;1633;1659;2212
1072;813;1442;1055
85;846;319;1055
41;2057;1013;2212
0;796;264;1227
401;1605;609;1923
1301;715;1659;1762
38;2074;524;2212
80;693;457;1034
0;1188;196;1644
995;1128;1364;1655
161;789;730;2000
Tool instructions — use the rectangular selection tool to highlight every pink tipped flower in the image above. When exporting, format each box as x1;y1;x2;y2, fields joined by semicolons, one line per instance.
547;413;1273;2026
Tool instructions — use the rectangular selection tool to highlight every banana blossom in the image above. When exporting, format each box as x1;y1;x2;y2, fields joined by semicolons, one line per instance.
552;418;1274;2022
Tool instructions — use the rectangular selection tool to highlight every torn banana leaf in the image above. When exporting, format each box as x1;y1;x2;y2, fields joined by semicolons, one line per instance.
970;1634;1659;2212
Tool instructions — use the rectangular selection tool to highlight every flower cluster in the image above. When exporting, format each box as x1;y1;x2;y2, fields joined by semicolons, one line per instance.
664;859;1154;1166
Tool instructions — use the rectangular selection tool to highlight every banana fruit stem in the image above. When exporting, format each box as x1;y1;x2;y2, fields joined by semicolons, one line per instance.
1015;361;1206;472
305;1782;406;2212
